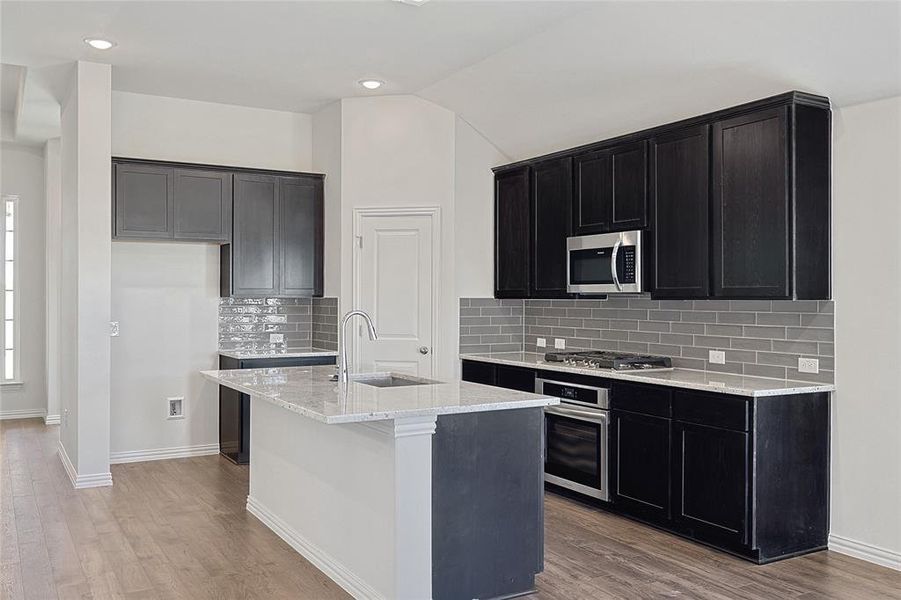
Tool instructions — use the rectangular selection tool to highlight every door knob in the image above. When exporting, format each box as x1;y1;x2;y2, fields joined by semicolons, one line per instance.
418;346;430;355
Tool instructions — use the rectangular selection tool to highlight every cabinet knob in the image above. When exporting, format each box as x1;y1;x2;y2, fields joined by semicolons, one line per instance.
418;346;430;355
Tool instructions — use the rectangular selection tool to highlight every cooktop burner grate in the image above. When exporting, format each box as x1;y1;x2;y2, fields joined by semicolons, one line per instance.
543;350;673;371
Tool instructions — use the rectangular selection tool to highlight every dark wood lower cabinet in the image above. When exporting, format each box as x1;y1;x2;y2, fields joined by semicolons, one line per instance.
611;410;671;524
673;421;749;547
460;359;830;564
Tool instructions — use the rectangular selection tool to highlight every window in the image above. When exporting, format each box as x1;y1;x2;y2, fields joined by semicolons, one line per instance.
1;196;17;382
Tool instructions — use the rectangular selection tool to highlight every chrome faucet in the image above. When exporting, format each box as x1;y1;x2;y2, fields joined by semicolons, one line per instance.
338;310;379;386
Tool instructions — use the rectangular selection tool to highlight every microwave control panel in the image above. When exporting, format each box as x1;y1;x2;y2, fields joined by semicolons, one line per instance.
620;246;636;283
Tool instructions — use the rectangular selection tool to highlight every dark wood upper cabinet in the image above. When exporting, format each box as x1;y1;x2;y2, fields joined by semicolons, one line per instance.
172;168;232;241
648;125;710;298
494;91;831;301
114;163;173;239
573;141;648;235
114;161;231;242
531;157;573;298
230;173;280;296
494;167;531;298
712;107;790;298
278;176;324;297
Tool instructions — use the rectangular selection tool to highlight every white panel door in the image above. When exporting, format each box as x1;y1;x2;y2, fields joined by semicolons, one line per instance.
357;212;434;376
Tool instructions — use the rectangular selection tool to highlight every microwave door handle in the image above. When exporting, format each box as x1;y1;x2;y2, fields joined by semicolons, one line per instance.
611;239;623;292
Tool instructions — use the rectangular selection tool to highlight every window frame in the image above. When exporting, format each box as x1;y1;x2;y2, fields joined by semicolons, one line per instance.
2;195;20;384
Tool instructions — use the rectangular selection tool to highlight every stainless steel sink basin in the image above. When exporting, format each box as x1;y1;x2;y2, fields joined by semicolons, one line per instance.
352;373;440;388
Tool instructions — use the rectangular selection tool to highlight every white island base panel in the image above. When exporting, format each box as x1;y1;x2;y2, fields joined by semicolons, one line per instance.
248;397;436;600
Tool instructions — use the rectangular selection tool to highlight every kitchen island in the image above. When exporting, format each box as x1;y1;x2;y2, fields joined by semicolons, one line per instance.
201;365;558;600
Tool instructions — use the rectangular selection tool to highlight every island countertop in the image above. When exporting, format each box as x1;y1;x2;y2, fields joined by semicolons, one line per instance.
201;365;558;424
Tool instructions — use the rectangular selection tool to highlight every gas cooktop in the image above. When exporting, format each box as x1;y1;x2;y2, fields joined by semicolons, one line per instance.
543;350;673;371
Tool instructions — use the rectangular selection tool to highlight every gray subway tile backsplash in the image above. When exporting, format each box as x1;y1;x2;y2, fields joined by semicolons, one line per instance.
460;297;835;384
218;296;340;353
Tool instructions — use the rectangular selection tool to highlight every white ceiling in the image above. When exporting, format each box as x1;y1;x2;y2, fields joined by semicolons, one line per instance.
1;1;899;157
0;1;584;113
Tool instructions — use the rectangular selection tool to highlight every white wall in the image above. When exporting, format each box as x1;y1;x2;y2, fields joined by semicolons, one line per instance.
112;91;312;171
831;95;901;567
0;142;47;418
58;61;113;486
110;243;220;457
454;117;508;298
339;96;457;380
44;138;61;424
109;92;313;457
313;101;343;297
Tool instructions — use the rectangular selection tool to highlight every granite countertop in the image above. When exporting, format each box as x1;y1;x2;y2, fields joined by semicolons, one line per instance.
218;348;338;360
460;352;836;398
201;365;558;424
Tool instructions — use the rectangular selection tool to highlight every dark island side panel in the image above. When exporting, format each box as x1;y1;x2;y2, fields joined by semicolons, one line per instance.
432;407;545;600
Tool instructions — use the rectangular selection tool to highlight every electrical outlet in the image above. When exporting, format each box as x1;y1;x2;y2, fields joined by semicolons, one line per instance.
554;338;566;350
269;333;284;344
167;397;184;420
798;358;819;374
536;337;547;348
709;350;726;365
110;321;119;337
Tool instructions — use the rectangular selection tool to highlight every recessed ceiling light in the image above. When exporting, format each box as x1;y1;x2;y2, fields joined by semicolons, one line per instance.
84;38;116;50
358;79;384;90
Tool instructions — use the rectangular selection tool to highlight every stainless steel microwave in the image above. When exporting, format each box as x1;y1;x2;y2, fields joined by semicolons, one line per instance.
566;230;643;294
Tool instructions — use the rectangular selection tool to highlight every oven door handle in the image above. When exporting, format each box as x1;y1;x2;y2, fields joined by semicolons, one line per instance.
611;238;623;292
545;404;608;423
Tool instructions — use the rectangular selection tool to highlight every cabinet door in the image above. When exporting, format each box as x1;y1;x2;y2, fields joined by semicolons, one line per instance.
574;142;648;235
494;167;530;298
114;163;173;238
611;410;671;523
495;365;535;392
573;149;612;234
232;173;279;296
610;141;648;231
712;106;790;298
278;176;323;296
531;157;572;298
673;422;749;546
648;125;710;298
173;168;232;241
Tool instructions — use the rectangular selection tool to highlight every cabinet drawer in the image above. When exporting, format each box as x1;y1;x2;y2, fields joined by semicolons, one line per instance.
496;365;536;392
611;383;671;418
673;390;749;431
462;360;497;386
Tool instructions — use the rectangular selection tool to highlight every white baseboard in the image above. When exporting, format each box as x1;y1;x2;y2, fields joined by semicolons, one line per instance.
44;414;60;425
246;495;385;600
829;534;901;571
57;440;113;489
0;408;46;420
110;443;220;464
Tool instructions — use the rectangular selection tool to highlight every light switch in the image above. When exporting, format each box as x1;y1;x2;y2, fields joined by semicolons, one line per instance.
709;350;726;365
554;338;566;350
536;338;547;348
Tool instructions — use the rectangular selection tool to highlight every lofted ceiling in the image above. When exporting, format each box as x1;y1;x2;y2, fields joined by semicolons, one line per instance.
1;1;899;157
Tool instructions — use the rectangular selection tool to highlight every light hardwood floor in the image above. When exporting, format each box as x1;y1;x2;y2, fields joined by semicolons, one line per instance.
2;419;899;599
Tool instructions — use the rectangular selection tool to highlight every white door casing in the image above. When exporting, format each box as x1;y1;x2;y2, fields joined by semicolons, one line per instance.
353;207;439;377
